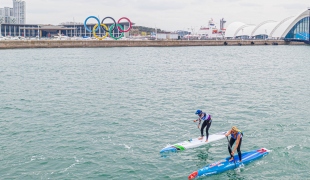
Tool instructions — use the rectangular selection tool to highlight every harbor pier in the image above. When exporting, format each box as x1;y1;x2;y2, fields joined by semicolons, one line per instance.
0;40;305;49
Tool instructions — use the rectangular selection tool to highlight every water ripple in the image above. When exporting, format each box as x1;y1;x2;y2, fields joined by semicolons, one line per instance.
0;46;309;179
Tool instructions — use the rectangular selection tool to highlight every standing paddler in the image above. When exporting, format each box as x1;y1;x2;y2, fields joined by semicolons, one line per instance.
193;110;212;142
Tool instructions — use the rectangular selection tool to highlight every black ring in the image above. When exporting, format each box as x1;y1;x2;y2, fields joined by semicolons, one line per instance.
101;16;117;32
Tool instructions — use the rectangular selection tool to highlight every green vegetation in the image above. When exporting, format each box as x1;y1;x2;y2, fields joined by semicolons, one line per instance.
130;26;164;36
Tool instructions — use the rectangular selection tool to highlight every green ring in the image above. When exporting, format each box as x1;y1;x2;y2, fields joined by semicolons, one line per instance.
109;24;124;40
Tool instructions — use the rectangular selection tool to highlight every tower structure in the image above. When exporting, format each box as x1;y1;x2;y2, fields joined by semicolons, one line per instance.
13;0;26;24
0;0;25;24
220;18;226;30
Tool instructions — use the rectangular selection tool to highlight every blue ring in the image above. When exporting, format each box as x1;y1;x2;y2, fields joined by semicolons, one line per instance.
84;16;100;32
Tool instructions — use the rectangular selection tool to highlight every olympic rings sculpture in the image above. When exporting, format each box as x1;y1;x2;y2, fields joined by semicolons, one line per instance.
84;16;132;40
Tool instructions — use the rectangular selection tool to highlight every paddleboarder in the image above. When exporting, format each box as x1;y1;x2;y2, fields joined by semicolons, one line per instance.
225;126;243;162
193;110;212;142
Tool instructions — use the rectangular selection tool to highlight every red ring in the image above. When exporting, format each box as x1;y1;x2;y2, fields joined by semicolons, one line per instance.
117;17;132;32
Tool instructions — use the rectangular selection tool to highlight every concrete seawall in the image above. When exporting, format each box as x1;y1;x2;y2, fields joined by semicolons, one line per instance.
0;40;305;49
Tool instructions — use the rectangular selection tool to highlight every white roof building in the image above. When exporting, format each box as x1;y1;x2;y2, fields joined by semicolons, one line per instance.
225;9;310;41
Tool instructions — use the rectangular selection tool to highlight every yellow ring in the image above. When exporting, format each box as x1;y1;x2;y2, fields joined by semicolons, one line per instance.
93;24;108;40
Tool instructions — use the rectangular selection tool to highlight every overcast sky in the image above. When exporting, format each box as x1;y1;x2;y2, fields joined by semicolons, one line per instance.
1;0;310;31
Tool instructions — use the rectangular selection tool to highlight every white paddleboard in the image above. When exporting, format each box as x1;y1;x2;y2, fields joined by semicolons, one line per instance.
160;131;227;153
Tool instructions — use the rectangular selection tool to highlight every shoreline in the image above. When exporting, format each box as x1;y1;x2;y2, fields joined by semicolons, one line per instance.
0;40;305;49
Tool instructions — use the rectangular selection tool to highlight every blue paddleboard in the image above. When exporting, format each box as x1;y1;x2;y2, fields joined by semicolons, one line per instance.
188;148;270;179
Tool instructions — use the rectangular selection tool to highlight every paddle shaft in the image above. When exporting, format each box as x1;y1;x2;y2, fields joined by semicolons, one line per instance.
226;136;237;168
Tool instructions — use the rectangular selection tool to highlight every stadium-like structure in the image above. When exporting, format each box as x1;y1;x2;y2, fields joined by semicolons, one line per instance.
225;8;310;43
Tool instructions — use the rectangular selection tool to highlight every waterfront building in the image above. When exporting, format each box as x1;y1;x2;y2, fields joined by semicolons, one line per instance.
0;0;132;38
175;30;190;38
0;22;132;38
225;8;310;43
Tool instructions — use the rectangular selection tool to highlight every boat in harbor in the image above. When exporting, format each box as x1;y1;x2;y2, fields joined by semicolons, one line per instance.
183;18;226;40
52;33;69;40
196;18;226;39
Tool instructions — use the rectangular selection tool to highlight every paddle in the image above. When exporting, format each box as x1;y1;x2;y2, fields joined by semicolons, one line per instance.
193;119;202;139
226;136;237;168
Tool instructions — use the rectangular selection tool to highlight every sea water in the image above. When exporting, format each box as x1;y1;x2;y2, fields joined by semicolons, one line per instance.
1;45;310;179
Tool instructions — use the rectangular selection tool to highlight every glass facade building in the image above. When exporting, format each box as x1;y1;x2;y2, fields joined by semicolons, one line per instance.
225;9;310;43
0;22;131;38
285;17;310;41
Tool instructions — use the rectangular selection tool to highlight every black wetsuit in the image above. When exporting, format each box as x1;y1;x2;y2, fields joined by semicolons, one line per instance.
228;132;243;161
199;113;212;140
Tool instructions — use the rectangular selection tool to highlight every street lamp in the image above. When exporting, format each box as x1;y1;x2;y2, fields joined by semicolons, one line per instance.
37;25;40;40
155;25;157;40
